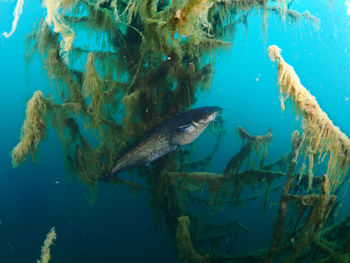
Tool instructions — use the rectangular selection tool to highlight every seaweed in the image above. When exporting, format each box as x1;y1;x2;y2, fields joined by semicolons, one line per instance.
12;91;48;167
43;0;74;56
176;216;210;263
268;45;350;194
1;0;24;38
82;53;106;129
36;227;56;263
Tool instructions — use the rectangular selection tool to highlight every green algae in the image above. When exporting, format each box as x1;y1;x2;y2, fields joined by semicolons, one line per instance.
12;91;48;167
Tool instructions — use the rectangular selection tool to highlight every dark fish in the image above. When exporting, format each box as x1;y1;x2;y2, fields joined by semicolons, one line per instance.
101;106;221;181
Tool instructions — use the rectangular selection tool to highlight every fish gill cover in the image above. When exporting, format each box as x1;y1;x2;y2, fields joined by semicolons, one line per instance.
2;0;350;262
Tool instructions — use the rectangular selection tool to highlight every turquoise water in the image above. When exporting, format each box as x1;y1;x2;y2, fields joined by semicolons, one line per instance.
0;1;350;262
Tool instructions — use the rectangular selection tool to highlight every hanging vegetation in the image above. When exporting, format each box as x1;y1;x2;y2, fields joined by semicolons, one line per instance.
12;0;348;262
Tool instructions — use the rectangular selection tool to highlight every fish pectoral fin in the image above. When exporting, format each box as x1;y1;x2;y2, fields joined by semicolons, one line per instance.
168;142;179;149
191;120;200;128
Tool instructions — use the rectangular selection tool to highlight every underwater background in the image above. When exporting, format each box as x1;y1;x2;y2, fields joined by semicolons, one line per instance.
1;0;350;262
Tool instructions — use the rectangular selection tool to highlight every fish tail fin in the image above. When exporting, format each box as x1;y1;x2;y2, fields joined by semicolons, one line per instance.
100;162;123;182
99;170;118;183
99;172;111;182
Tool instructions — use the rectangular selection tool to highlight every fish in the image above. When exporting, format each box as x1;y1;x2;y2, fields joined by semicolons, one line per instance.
100;106;222;182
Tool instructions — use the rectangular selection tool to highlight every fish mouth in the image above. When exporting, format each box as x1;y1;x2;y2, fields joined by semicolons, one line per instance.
212;106;222;116
208;106;222;121
192;106;221;125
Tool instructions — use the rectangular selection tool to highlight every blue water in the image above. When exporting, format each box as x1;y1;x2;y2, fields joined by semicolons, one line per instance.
1;0;350;262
